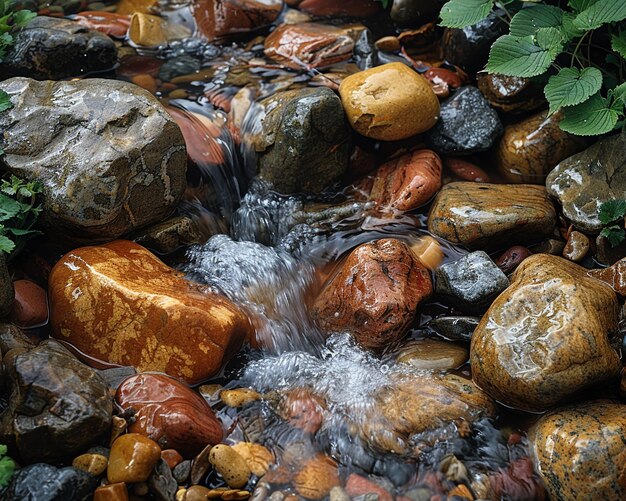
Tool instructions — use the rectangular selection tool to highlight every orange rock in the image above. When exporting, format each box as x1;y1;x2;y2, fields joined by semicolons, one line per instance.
161;449;183;469
94;482;129;501
49;240;252;384
10;279;48;328
131;74;158;94
293;455;340;499
280;388;326;434
444;157;490;182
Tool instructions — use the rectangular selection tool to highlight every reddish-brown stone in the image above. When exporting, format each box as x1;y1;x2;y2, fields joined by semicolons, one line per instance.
161;449;183;469
495;245;532;274
10;279;48;328
74;12;131;38
589;257;626;296
298;0;381;17
280;388;326;434
444;157;490;182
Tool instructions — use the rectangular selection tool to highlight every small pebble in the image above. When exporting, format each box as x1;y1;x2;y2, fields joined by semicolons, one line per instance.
72;453;108;477
108;433;161;484
10;279;48;328
562;230;590;262
185;485;211;501
161;449;184;470
444;157;490;182
330;486;351;501
410;236;444;270
495;245;532;274
190;444;212;485
375;36;400;52
94;482;129;501
173;460;192;484
131;74;157;94
533;238;565;255
110;416;128;446
209;444;251;489
220;388;262;408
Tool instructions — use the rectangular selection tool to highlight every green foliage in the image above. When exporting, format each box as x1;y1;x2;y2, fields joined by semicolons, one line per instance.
0;0;35;62
599;225;625;246
486;34;558;77
0;175;43;257
440;0;495;29
376;0;391;9
598;200;626;247
544;67;603;115
0;444;15;488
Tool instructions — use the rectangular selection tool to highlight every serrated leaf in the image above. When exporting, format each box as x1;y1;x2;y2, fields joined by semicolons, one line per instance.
599;200;626;224
0;89;11;112
614;82;626;106
560;92;620;136
439;0;495;28
561;12;586;38
573;0;626;31
486;34;557;77
0;234;14;253
11;10;35;29
600;225;626;247
535;26;566;53
568;0;600;12
7;227;38;236
611;32;626;59
544;67;602;115
509;5;564;36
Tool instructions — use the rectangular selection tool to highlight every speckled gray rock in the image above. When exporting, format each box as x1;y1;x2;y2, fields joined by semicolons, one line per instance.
427;315;480;342
0;16;117;80
3;463;97;501
546;133;626;233
0;77;187;243
426;86;503;155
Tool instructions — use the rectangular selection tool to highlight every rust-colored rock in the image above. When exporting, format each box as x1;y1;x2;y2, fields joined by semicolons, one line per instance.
161;449;183;469
444;157;490;182
280;388;326;434
589;257;626;296
369;149;442;211
49;240;252;384
562;230;590;262
293;454;340;500
116;373;223;458
311;238;432;351
298;0;381;17
94;482;129;501
10;279;48;328
477;73;545;113
74;12;131;38
108;433;161;484
495;245;531;274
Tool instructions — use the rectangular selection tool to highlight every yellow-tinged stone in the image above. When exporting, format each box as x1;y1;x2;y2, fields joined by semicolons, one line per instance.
338;62;439;141
108;433;161;484
72;453;108;476
231;442;274;476
208;444;251;489
220;388;261;408
116;0;158;15
129;13;167;48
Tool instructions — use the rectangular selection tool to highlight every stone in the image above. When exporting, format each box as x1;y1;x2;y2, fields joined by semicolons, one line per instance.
108;433;161;484
190;444;212;485
49;240;252;384
391;0;446;26
435;251;509;313
329;486;351;501
426;315;479;342
427;182;557;251
311;238;432;351
132;216;204;255
193;0;283;41
0;16;117;80
345;474;392;501
0;77;187;242
595;234;626;266
173;460;191;484
0;340;112;463
279;388;326;434
426;86;503;155
74;11;132;39
477;73;546;113
4;464;98;501
293;455;340;500
254;87;350;194
9;279;48;328
264;23;355;70
496;111;587;184
0;255;13;318
495;245;532;274
221;388;262;408
209;444;251;489
338;62;440;141
0;322;33;354
149;458;178;501
94;482;129;501
298;0;381;17
158;55;201;82
562;230;590;262
395;339;468;369
471;254;622;411
546;132;626;233
115;373;223;458
533;238;566;255
444;157;490;182
589;257;626;296
161;449;184;470
72;453;108;477
369;150;442;211
531;401;626;501
231;442;274;476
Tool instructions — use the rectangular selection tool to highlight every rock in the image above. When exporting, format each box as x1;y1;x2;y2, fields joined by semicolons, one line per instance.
426;86;503;155
391;0;446;26
375;36;401;52
471;254;621;411
128;12;167;47
161;449;183;470
409;235;444;271
108;433;161;484
190;443;213;485
132;216;204;255
0;16;117;80
477;73;546;113
369;150;442;211
279;388;326;434
74;11;132;39
184;486;211;501
72;453;108;477
149;458;178;501
115;373;223;458
9;279;48;328
435;251;509;313
4;464;98;501
209;444;251;489
345;474;392;501
0;340;112;463
531;401;626;501
298;0;381;17
426;315;479;342
588;257;626;296
311;238;432;351
173;460;191;484
496;111;587;184
49;240;251;384
264;23;355;70
338;62;439;141
427;182;557;251
221;388;262;408
395;339;468;369
562;230;590;262
0;255;13;318
158;55;201;81
329;486;351;501
94;482;129;501
495;245;532;274
546;132;626;233
0;322;33;354
193;0;283;41
231;442;274;476
533;238;566;255
293;455;340;500
254;87;350;194
595;234;626;266
0;77;187;242
444;157;490;182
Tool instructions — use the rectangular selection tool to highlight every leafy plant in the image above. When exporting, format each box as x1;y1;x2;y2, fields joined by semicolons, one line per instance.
439;0;626;136
599;199;626;246
0;444;15;488
0;175;43;258
0;0;36;62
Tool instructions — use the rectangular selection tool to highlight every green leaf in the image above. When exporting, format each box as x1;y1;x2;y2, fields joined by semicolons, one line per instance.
11;10;35;29
573;0;626;31
486;34;557;77
600;225;626;247
439;0;495;28
0;234;14;254
0;193;22;221
544;67;603;115
0;89;11;112
535;26;566;53
611;31;626;58
561;11;586;38
613;82;626;106
509;5;564;36
568;0;600;12
0;455;14;487
7;227;39;236
599;200;626;224
559;92;621;136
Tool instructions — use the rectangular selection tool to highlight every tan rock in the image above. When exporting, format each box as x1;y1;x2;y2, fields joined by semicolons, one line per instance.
72;453;108;477
128;13;166;48
220;388;262;408
293;454;340;500
94;482;129;501
562;230;590;262
108;433;161;484
395;339;468;370
209;444;251;489
231;442;274;476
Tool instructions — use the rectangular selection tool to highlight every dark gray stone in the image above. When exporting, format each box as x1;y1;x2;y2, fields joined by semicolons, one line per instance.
149;459;177;501
0;16;117;80
391;0;446;26
427;315;480;342
3;464;97;501
426;86;503;155
354;29;376;70
158;55;201;82
172;459;191;484
435;251;509;313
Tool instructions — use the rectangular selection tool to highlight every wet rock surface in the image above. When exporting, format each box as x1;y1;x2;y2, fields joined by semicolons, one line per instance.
395;339;468;370
477;73;546;113
391;0;446;26
3;463;98;501
588;256;626;296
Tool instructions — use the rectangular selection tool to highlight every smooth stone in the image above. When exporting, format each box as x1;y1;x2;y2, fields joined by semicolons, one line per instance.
0;340;112;463
427;182;557;251
128;12;166;47
94;482;129;501
173;459;191;484
221;388;262;408
4;464;97;501
108;433;161;484
72;453;108;477
496;111;587;184
562;230;590;262
9;279;48;328
495;245;532;274
49;240;252;384
132;216;204;255
0;255;13;318
546;132;626;233
0;16;116;80
595;234;626;266
588;257;626;296
338;62;440;141
115;373;223;458
293;455;340;500
435;251;509;313
161;449;183;470
471;254;621;411
184;485;211;501
369;149;442;211
158;55;201;82
533;238;566;255
444;157;490;182
477;73;546;113
329;486;351;501
209;444;251;489
74;11;131;39
391;0;446;26
395;339;468;369
426;86;503;155
190;443;212;485
375;36;400;52
0;78;187;242
531;401;626;501
426;315;479;342
299;0;381;17
232;442;274;477
311;238;433;351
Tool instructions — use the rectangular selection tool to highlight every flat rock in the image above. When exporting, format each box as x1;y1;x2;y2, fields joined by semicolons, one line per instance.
477;73;545;114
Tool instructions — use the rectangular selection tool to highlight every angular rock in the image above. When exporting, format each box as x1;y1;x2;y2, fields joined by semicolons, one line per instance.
94;482;129;501
426;315;479;342
428;182;556;250
311;238;432;351
471;254;621;411
391;0;446;26
588;257;626;296
546;132;626;233
49;240;252;384
562;230;589;262
426;86;502;155
0;16;117;80
3;463;98;501
477;73;545;114
531;401;626;501
254;87;350;194
0;340;112;463
0;77;187;242
132;215;204;255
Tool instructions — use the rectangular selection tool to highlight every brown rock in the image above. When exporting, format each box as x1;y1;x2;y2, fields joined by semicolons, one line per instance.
209;444;251;489
94;482;129;501
562;230;590;262
220;388;262;408
72;453;108;476
375;36;400;52
231;442;274;476
161;449;183;470
108;433;161;484
9;279;48;328
116;373;223;458
495;245;532;274
338;62;439;141
589;257;626;296
471;254;621;411
298;0;381;17
184;486;211;501
74;12;131;39
427;182;556;251
369;149;442;211
311;238;432;351
444;157;490;182
49;240;252;384
395;339;468;370
293;454;340;500
531;401;626;501
477;73;545;113
345;474;392;501
279;388;326;434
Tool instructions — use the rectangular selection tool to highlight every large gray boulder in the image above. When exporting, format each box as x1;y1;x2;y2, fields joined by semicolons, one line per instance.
0;77;187;242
